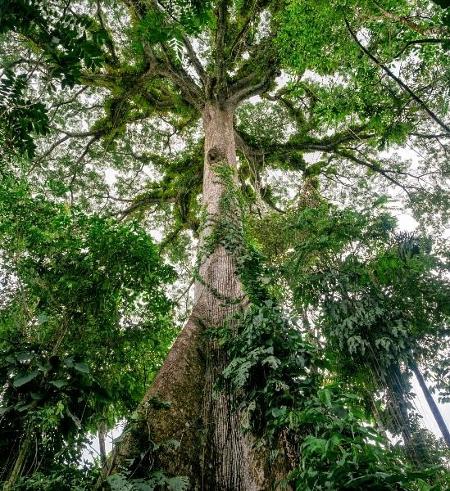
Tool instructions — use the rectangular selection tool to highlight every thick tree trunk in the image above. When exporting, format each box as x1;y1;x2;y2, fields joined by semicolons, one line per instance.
105;103;274;489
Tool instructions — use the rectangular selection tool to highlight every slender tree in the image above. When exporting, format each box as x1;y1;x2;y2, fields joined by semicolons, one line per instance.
411;360;450;448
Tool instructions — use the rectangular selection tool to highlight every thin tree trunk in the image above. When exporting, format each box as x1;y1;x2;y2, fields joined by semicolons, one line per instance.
410;360;450;448
104;103;279;489
3;435;31;491
98;423;107;465
383;363;430;465
385;363;413;446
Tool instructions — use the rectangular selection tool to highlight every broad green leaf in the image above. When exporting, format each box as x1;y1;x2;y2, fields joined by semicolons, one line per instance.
13;371;39;388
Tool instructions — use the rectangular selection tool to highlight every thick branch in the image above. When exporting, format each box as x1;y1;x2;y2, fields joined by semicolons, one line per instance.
235;127;414;194
394;38;450;58
143;44;203;110
120;189;177;218
411;132;449;139
215;0;230;99
234;130;263;161
236;124;373;159
227;32;279;105
228;0;272;63
230;78;271;105
79;72;126;90
229;15;253;62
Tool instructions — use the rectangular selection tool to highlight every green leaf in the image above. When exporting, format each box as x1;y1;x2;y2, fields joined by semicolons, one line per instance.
166;476;190;491
106;474;133;491
271;407;287;418
37;312;49;325
13;371;39;387
73;362;89;373
16;351;33;362
318;388;332;408
49;379;68;389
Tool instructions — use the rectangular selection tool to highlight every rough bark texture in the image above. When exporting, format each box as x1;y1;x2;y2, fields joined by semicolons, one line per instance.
197;104;265;490
105;104;275;489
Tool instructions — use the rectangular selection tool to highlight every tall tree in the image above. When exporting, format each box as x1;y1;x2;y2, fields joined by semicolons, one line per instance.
1;0;450;489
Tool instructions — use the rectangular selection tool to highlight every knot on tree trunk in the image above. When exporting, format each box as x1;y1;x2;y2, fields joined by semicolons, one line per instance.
207;146;226;165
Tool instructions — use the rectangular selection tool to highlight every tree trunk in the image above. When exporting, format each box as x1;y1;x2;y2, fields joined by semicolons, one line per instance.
104;103;276;489
98;423;107;465
3;435;31;491
384;363;428;465
385;363;413;446
410;360;450;448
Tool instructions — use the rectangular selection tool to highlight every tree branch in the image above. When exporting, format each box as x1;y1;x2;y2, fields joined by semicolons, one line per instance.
265;93;310;130
181;34;207;85
345;19;450;135
411;131;449;139
147;0;207;86
235;125;374;165
227;33;279;105
69;135;100;204
96;0;119;66
215;0;230;100
334;148;412;196
143;44;203;110
120;189;177;218
372;1;444;36
229;74;275;105
393;38;450;58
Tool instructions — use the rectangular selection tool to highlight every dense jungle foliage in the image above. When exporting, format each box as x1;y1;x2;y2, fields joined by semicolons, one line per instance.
1;0;450;489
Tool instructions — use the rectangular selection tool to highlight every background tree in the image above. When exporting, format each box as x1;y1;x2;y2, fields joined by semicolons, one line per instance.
0;175;175;490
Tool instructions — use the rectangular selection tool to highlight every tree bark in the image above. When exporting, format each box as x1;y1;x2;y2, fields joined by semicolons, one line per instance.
104;103;276;489
98;423;107;465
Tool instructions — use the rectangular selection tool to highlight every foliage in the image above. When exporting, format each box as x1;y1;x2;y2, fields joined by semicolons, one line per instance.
281;199;450;375
0;0;109;86
1;0;450;487
220;296;450;490
0;70;49;158
107;472;189;491
0;175;176;483
209;172;450;488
